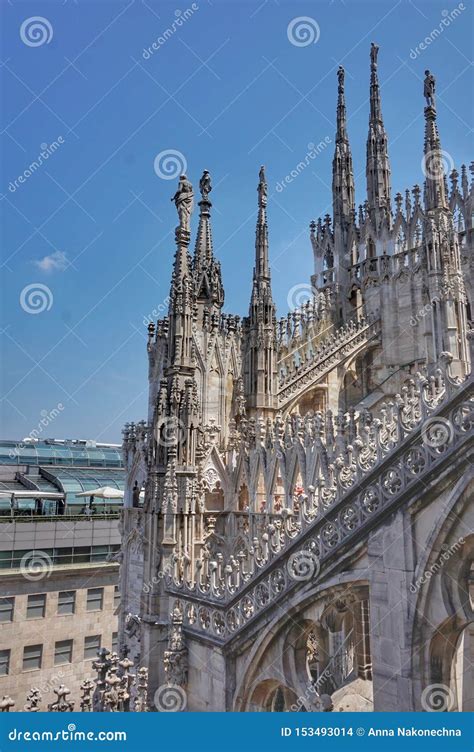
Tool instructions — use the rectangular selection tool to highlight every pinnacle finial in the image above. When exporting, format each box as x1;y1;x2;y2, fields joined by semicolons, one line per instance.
370;42;379;70
199;169;212;201
258;165;267;208
171;174;194;234
337;65;345;93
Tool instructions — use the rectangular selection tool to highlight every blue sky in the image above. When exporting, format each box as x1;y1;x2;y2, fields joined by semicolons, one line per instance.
1;0;472;442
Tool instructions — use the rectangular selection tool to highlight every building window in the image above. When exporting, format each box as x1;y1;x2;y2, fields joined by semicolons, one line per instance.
114;585;120;609
23;644;43;671
0;597;14;623
54;639;73;666
0;649;10;676
111;632;118;652
84;634;101;660
86;588;104;612
26;593;46;619
57;591;75;615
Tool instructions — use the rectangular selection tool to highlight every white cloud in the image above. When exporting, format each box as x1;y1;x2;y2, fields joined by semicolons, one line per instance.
35;251;69;273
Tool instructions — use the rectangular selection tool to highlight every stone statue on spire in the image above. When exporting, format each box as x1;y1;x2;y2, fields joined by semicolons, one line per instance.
337;65;345;91
258;165;267;208
424;70;436;109
171;174;194;232
370;42;379;70
199;170;212;201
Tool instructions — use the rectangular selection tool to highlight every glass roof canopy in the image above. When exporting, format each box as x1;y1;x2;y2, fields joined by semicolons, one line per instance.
0;440;123;467
47;468;125;505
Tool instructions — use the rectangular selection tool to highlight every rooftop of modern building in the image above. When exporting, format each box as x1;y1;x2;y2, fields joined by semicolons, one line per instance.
0;438;125;517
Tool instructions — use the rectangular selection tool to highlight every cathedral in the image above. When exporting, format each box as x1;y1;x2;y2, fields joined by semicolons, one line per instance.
119;45;473;712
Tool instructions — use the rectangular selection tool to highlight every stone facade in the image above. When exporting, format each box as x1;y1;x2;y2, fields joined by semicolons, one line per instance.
0;518;120;710
120;47;473;712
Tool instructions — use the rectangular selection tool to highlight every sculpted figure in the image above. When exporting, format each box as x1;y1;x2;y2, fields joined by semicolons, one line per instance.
424;70;436;108
171;175;194;232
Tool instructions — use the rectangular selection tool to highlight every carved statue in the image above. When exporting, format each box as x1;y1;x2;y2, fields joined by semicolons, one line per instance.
171;175;194;232
199;170;212;201
257;165;267;208
337;65;344;91
424;70;436;108
132;480;140;508
370;42;379;69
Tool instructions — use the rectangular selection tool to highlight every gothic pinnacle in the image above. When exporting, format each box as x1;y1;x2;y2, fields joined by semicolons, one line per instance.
366;42;392;226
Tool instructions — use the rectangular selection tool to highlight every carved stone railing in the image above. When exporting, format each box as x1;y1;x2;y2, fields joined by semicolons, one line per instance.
278;314;380;408
166;366;473;644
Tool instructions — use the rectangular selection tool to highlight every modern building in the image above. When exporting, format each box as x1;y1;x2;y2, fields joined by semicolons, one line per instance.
120;48;473;712
0;439;124;710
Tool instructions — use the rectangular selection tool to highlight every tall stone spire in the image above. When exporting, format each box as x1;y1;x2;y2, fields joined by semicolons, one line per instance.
366;43;392;228
422;70;448;211
245;166;277;415
254;165;270;285
193;170;224;314
332;66;355;225
168;175;195;369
